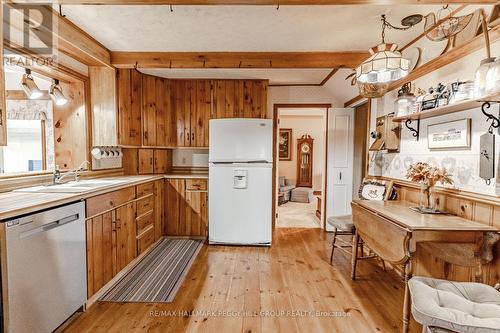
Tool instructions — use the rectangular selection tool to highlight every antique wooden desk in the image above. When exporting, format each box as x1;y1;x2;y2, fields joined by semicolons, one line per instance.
351;200;499;333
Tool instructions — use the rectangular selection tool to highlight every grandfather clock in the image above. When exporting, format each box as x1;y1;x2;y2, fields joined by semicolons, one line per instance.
296;134;314;187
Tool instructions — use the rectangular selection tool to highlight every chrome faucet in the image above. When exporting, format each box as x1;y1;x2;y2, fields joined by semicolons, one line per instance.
53;161;90;184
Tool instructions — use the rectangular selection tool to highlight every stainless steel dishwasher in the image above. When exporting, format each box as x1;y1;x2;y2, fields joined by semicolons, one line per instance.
4;201;87;333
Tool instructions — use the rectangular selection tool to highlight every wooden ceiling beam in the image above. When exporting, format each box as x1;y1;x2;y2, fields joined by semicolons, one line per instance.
6;0;497;4
111;52;368;69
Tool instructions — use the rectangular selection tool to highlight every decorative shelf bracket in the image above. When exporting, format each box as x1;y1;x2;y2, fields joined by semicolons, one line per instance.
404;119;420;141
481;102;500;134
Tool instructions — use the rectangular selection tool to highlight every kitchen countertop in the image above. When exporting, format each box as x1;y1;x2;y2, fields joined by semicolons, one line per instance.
0;174;208;221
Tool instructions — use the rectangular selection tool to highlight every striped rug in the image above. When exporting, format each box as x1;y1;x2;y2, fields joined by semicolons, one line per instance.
99;238;203;303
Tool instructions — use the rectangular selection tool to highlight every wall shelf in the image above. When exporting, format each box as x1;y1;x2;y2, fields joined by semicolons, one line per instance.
392;93;500;123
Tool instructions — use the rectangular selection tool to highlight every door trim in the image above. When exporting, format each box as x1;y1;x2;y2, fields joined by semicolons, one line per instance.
272;103;332;229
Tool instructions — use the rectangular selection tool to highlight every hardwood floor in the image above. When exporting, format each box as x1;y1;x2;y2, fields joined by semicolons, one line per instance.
64;228;420;333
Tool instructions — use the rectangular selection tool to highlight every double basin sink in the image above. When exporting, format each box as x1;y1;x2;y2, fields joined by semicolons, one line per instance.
14;179;129;193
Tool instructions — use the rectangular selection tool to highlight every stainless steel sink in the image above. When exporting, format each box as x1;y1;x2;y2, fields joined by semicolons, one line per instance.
14;179;128;193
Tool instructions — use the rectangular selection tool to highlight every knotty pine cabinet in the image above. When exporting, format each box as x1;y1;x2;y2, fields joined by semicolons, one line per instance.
171;79;211;147
85;180;164;297
116;69;268;148
117;69;142;146
165;178;208;237
212;79;268;119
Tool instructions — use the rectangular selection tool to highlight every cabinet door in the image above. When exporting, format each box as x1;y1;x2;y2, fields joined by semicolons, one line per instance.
90;67;117;147
165;179;185;236
155;77;169;147
212;80;268;119
142;74;157;146
185;189;208;237
154;180;164;240
171;80;191;147
138;149;154;174
0;4;7;146
117;69;142;146
192;80;211;147
153;149;170;174
115;202;137;271
212;80;239;119
86;211;116;297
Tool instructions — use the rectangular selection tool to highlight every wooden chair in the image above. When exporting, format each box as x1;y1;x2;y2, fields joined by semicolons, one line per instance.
328;178;394;266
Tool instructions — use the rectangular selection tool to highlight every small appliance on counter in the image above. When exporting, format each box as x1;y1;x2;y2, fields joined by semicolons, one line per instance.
208;118;273;246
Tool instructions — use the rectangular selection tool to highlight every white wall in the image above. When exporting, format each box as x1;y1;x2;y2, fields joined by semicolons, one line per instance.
369;41;500;196
278;112;325;191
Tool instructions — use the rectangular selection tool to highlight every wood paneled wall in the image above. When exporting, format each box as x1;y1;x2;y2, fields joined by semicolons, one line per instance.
390;179;500;286
53;80;88;170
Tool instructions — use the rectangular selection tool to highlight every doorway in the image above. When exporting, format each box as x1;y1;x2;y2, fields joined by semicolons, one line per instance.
273;104;330;229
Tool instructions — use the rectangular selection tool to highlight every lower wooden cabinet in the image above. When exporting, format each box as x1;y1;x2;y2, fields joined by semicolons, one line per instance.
165;178;208;237
85;180;165;298
86;211;116;298
115;202;137;272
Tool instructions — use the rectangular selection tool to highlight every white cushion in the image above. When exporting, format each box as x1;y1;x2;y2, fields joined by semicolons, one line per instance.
408;276;500;333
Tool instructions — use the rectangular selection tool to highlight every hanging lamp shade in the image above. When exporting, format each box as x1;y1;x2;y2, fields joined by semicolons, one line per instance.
356;43;410;84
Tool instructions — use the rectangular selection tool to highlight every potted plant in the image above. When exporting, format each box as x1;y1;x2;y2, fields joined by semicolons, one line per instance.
405;162;453;213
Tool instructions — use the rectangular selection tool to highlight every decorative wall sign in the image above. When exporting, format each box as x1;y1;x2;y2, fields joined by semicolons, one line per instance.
427;118;471;149
279;128;292;161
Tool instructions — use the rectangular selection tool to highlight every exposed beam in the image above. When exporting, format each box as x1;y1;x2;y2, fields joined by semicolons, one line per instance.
320;67;339;85
344;24;500;107
3;4;111;67
6;0;498;4
111;52;368;69
269;67;339;87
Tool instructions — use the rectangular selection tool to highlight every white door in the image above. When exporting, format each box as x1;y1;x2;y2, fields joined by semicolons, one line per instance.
326;108;354;231
209;163;272;245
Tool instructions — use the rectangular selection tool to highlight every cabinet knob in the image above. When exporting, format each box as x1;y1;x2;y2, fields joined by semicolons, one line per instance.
191;133;195;141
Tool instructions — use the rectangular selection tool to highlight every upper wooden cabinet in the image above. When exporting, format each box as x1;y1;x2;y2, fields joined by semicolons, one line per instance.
117;70;268;148
90;67;117;147
0;4;6;146
142;75;175;147
212;80;268;119
117;69;142;146
171;80;211;148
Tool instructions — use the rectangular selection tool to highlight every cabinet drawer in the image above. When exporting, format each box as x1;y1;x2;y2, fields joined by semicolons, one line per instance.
136;210;154;235
86;187;136;217
137;195;154;216
137;226;155;255
185;179;207;191
137;182;154;198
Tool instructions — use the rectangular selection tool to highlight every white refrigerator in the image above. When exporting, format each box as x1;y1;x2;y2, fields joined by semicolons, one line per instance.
209;118;273;246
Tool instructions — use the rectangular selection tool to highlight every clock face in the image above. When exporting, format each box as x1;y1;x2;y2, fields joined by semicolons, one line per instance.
301;144;310;153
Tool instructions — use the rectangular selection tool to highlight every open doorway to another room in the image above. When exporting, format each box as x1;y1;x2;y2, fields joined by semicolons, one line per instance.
276;107;328;228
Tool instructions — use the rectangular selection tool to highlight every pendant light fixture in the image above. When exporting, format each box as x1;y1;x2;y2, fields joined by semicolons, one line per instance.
20;68;43;99
49;79;68;106
356;15;413;85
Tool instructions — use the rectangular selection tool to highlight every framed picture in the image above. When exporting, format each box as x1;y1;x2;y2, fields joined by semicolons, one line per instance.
427;118;471;149
279;128;292;161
